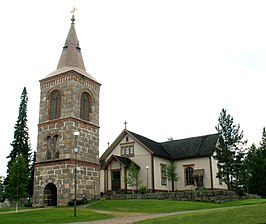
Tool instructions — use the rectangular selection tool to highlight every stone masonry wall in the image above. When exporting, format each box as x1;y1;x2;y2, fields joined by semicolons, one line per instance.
106;190;241;203
33;159;100;206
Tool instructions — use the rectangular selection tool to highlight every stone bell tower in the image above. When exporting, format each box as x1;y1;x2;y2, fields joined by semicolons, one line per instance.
33;15;101;206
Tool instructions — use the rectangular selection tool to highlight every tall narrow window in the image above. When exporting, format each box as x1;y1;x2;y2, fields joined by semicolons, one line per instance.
80;92;91;121
185;167;194;185
54;135;59;159
161;164;167;186
50;90;61;120
47;136;52;160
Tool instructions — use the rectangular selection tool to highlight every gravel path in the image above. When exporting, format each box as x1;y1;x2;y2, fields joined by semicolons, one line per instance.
68;209;207;224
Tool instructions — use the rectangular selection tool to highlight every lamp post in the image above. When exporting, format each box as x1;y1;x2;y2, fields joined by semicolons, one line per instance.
73;130;79;217
146;166;149;189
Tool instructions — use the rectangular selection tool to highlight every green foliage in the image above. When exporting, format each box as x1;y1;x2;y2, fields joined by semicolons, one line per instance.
138;185;148;194
165;162;178;192
244;128;266;196
6;155;29;206
126;163;141;192
0;176;4;202
28;151;36;197
5;87;32;197
214;108;247;191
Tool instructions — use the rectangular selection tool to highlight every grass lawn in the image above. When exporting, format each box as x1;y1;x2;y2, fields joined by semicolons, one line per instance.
1;198;265;223
0;207;112;224
135;203;266;224
88;198;266;214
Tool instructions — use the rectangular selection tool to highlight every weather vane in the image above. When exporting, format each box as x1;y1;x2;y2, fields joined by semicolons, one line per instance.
71;6;77;15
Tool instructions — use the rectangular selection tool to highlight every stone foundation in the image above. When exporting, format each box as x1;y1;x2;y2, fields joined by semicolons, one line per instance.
32;159;100;206
105;190;252;203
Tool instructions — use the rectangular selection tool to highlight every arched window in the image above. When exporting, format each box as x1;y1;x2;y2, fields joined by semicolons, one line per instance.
47;136;52;160
185;167;194;185
54;135;59;159
46;135;60;160
50;90;61;120
80;92;92;121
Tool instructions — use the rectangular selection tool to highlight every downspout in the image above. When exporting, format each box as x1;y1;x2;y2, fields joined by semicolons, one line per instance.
151;155;155;192
209;156;214;190
124;167;127;192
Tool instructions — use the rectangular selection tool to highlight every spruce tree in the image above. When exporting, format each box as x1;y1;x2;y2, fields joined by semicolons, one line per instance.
5;87;32;196
245;128;266;196
214;108;247;191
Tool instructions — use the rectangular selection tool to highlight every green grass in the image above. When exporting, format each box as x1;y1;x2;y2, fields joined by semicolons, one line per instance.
0;206;37;213
88;198;266;214
1;199;265;223
0;207;112;224
135;204;266;224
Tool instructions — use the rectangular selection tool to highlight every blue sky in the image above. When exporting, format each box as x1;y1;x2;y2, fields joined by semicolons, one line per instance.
1;0;266;177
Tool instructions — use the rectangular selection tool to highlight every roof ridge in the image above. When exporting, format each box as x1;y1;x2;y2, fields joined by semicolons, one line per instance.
160;133;218;144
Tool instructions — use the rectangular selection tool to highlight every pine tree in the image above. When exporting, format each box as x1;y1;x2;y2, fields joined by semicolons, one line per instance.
245;128;266;196
6;154;29;212
5;87;32;196
214;108;247;191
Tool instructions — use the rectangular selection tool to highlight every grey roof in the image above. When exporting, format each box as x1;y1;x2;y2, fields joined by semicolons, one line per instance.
102;155;139;169
100;129;218;162
127;131;171;159
161;133;219;160
45;15;97;82
128;131;218;160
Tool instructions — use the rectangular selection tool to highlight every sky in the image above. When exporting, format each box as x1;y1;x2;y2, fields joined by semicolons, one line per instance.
1;0;266;177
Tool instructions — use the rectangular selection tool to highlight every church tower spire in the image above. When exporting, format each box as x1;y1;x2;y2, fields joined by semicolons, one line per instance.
57;15;86;70
33;14;101;207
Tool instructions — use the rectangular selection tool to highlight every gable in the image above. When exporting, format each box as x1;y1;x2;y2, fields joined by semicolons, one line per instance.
100;129;155;161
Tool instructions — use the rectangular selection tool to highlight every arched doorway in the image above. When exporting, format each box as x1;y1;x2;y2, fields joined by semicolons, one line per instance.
44;183;57;206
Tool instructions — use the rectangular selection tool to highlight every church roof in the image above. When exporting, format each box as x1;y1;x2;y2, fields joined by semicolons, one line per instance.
100;129;218;161
161;133;219;160
127;131;171;159
129;131;218;160
45;15;97;82
102;155;139;169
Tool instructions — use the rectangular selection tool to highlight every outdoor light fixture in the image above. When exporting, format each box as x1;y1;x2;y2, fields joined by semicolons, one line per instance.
146;166;149;189
73;130;80;217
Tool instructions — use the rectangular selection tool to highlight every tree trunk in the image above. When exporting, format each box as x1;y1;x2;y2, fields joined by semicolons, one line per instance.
171;178;175;192
16;202;18;213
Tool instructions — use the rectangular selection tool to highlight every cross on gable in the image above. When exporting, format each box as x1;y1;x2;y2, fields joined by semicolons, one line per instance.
124;121;127;129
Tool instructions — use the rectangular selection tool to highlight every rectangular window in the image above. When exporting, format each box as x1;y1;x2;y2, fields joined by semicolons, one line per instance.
121;143;134;156
185;167;194;185
161;164;167;186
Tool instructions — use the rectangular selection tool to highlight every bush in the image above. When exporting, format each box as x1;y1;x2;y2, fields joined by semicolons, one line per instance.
139;186;148;194
68;197;88;206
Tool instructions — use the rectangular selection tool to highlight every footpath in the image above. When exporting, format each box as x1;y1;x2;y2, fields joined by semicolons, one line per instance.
69;208;218;224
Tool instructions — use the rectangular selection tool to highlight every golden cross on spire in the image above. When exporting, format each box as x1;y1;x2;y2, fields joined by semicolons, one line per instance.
71;6;77;15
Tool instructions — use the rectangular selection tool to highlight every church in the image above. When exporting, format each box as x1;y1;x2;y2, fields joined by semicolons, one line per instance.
99;129;227;193
32;14;227;206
